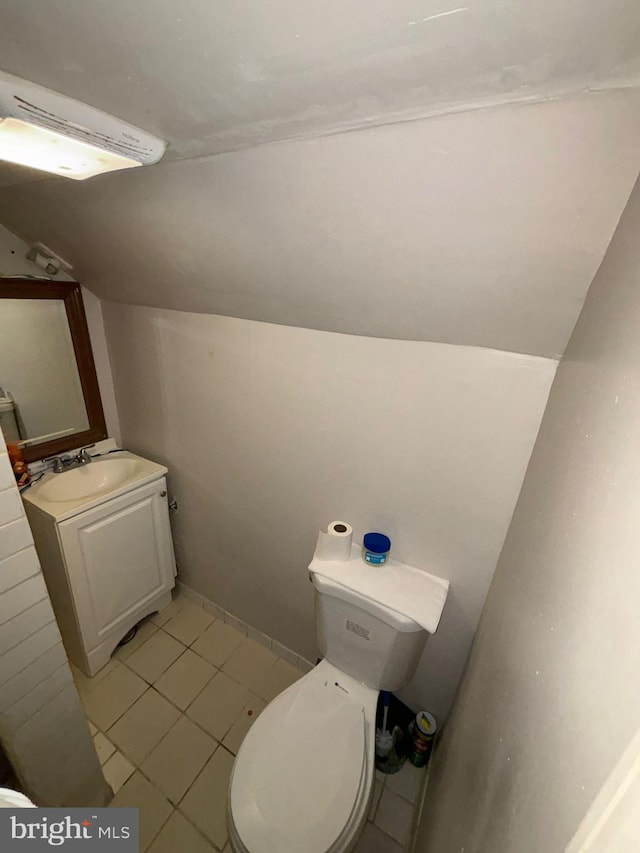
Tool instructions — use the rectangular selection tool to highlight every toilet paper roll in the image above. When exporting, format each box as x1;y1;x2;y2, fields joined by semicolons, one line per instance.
313;520;353;562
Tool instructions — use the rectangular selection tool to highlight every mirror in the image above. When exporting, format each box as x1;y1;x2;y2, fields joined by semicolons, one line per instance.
0;279;106;462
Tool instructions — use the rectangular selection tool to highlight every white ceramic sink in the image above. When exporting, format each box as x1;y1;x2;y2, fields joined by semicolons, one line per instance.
37;458;141;503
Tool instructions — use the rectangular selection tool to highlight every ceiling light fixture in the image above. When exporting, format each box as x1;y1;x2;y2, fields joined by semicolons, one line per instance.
0;70;166;180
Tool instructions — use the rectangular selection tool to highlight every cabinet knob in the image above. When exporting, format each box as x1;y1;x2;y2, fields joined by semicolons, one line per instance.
160;490;167;497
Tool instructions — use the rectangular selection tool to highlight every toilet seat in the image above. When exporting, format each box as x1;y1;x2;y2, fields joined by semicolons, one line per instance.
229;664;374;853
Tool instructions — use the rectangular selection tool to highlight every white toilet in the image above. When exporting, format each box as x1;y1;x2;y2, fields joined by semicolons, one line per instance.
227;563;445;853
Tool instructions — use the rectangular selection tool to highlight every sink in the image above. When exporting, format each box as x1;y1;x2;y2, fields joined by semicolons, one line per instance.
23;450;168;522
37;459;141;503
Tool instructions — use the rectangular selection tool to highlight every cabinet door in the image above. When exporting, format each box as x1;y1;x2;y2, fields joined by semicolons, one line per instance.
58;477;175;650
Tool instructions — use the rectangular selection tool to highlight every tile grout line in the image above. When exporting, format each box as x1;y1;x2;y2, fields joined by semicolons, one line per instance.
107;666;263;758
66;593;294;851
373;767;428;851
141;643;219;711
105;719;232;852
113;618;305;723
122;735;234;851
93;679;252;851
126;596;309;680
88;675;219;762
101;690;239;777
174;581;315;672
141;796;173;853
78;593;419;853
406;760;431;853
80;611;276;823
173;804;226;853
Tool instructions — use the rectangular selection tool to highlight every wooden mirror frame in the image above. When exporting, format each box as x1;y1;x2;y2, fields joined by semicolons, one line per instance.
0;278;107;462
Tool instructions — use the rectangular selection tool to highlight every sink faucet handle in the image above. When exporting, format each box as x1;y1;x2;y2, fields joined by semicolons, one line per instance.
43;455;67;473
77;444;95;463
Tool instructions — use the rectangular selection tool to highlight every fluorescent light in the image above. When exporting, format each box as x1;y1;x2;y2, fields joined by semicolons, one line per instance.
0;117;142;180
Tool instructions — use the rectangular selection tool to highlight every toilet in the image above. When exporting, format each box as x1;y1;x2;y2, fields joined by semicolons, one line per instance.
227;560;447;853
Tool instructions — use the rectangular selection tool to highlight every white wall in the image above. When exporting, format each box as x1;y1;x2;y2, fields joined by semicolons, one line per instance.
416;176;640;852
0;223;121;443
102;302;556;718
81;288;121;446
0;426;109;806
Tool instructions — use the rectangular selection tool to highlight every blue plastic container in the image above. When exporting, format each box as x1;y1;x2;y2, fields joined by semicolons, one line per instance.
362;532;391;565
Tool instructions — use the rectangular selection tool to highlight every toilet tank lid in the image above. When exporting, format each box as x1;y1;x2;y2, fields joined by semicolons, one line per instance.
312;574;423;632
309;544;449;634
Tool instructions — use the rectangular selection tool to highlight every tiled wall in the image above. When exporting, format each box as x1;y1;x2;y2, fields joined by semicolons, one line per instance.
0;427;111;806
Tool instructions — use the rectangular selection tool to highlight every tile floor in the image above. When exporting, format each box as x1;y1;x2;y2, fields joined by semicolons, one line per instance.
72;592;425;852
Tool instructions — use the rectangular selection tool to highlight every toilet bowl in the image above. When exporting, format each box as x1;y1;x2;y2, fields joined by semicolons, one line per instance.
228;659;377;853
227;550;449;853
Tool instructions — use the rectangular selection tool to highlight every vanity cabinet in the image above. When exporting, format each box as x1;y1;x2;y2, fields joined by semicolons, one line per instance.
25;472;176;676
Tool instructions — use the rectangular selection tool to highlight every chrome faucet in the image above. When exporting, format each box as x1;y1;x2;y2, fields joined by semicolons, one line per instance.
76;446;94;465
45;444;95;474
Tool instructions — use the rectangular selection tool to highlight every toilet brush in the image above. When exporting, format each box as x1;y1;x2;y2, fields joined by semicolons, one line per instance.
375;691;394;759
375;691;406;773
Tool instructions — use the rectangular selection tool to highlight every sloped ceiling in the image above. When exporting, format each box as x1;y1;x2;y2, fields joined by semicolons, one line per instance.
0;0;640;356
1;0;639;159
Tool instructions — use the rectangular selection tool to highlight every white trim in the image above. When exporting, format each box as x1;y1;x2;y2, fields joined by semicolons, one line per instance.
566;726;640;853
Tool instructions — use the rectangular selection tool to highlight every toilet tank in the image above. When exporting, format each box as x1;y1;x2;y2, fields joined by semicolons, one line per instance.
312;574;427;691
